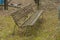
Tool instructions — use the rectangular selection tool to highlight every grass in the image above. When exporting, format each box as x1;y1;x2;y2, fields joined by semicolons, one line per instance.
0;9;60;40
0;16;15;39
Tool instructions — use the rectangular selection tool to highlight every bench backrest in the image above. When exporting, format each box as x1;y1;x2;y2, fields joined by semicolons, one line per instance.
11;4;34;27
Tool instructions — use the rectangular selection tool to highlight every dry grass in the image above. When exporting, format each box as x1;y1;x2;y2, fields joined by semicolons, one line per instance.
0;9;60;40
0;0;60;40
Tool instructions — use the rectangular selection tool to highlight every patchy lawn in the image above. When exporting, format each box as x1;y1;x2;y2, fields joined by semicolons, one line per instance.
0;9;60;40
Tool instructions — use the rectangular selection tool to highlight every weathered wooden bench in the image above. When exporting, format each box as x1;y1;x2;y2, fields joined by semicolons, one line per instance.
11;3;43;35
11;3;34;27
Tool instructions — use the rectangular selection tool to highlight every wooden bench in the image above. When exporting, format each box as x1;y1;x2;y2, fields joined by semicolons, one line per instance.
11;3;34;27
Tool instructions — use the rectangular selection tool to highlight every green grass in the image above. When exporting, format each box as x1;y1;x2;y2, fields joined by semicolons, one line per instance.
0;16;15;39
0;9;60;40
